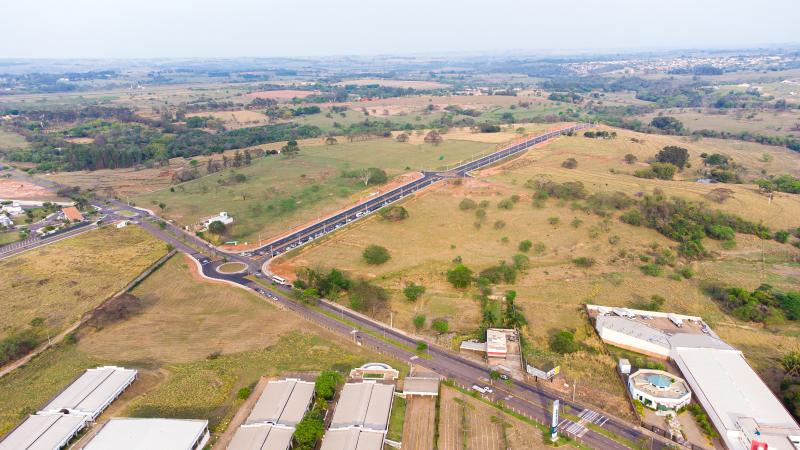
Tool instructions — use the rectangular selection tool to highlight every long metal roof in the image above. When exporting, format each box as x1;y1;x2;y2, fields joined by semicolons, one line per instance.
329;382;394;431
41;366;137;418
82;418;208;450
0;414;87;450
227;424;295;450
319;428;385;450
247;379;315;427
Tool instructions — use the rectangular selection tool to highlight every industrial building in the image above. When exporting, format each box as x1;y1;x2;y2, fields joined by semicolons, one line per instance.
588;304;800;450
40;366;138;419
228;378;315;450
0;366;137;450
320;381;395;450
0;414;87;450
81;418;209;450
628;369;691;414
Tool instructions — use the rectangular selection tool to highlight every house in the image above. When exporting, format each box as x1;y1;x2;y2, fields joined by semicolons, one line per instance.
203;212;233;228
1;202;24;216
0;213;12;228
62;206;84;222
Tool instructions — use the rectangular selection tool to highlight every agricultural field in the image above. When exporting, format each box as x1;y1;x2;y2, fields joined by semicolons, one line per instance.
636;109;800;137
437;386;549;449
0;253;389;438
0;225;166;343
136;136;498;243
0;128;28;150
336;78;450;89
186;109;270;129
402;396;436;450
274;125;800;413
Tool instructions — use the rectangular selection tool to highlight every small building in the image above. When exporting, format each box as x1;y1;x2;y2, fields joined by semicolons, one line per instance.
82;418;209;450
628;369;691;414
227;423;295;450
1;202;24;216
619;358;631;375
459;340;486;354
115;220;128;229
61;206;84;222
204;211;233;228
402;377;440;397
0;213;12;228
349;362;399;381
486;328;509;358
0;413;87;450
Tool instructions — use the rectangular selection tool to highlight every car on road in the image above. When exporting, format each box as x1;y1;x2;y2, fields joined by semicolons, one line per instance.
499;374;509;380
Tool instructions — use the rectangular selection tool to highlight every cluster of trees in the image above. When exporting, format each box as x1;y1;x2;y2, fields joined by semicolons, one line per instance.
0;329;39;366
340;167;388;186
633;146;689;180
7;121;322;171
548;92;582;103
583;130;616;139
703;282;800;323
700;152;742;183
378;205;408;222
294;370;343;450
293;267;390;317
755;174;800;194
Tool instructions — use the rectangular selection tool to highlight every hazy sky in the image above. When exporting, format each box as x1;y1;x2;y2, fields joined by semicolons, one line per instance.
2;0;799;59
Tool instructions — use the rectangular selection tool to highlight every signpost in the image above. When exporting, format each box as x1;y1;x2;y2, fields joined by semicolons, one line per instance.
551;400;560;442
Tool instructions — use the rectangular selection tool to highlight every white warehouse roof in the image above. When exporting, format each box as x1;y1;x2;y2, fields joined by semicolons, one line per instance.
227;424;295;450
319;428;385;450
247;379;315;427
82;418;209;450
41;366;137;419
0;413;87;450
329;382;394;431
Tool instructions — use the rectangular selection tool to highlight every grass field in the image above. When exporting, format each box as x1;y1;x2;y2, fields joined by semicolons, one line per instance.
136;138;496;242
0;225;166;343
437;386;548;449
0;231;21;246
0;128;28;150
636;109;800;137
275;125;800;414
0;252;393;440
402;396;436;450
387;396;406;442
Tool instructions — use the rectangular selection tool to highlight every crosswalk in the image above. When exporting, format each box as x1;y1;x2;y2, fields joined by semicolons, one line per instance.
558;408;608;438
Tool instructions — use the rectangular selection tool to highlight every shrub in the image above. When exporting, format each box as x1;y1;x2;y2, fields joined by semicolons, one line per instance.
550;330;579;354
533;242;546;255
431;319;450;334
707;225;735;240
237;387;252;399
412;314;426;330
640;263;663;277
572;257;596;268
624;154;638;164
547;217;560;226
530;180;587;200
447;264;473;289
620;210;643;226
518;240;532;252
363;245;390;265
512;254;530;271
493;220;506;229
561;158;578;169
416;342;428;351
459;198;477;210
475;209;486;220
379;205;408;221
776;230;791;243
571;218;583;228
0;330;39;366
497;198;514;209
678;266;694;279
403;282;426;301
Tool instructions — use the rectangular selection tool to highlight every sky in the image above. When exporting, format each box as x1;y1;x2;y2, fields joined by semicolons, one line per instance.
2;0;799;59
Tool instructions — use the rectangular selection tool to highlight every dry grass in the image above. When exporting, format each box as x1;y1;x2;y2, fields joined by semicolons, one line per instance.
276;126;800;414
0;226;166;341
402;396;436;450
336;78;450;89
186;110;270;129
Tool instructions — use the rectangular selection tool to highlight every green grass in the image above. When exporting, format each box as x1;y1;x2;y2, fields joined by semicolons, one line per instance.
387;396;406;441
136;138;495;242
0;129;28;150
0;231;21;246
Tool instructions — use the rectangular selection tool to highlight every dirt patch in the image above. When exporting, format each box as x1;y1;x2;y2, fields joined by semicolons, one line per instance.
247;90;319;100
402;396;436;450
0;179;57;200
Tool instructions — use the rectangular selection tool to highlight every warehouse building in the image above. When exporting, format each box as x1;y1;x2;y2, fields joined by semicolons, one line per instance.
0;366;137;450
228;378;315;450
40;366;138;419
588;305;800;450
82;418;209;450
0;413;87;450
320;381;395;450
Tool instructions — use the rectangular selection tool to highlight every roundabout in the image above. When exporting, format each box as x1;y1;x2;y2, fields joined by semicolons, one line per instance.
215;261;248;275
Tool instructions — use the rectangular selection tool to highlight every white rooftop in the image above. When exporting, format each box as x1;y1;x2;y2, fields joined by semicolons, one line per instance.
227;424;295;450
41;366;137;419
329;382;394;431
247;379;315;427
403;377;440;396
0;413;87;450
82;418;209;450
486;329;508;355
459;341;486;352
319;428;386;450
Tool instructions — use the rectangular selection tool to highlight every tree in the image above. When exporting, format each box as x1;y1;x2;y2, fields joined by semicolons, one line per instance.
396;133;410;143
459;198;477;210
363;244;390;265
424;130;443;145
325;136;338;145
624;154;638;164
379;206;408;221
208;220;226;234
403;282;426;301
361;167;388;186
315;370;343;400
518;240;532;252
550;330;579;354
431;319;449;334
243;149;252;165
282;140;300;158
561;158;578;169
650;116;684;134
655;146;689;169
413;314;426;330
446;264;473;289
294;410;324;450
500;112;515;123
233;150;243;167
